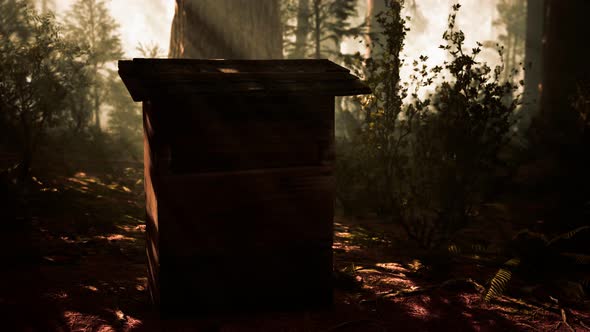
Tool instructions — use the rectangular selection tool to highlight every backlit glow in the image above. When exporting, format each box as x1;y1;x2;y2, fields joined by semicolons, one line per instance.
53;0;175;58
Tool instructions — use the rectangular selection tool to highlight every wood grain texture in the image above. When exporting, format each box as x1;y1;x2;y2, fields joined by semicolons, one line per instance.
118;59;371;101
157;167;335;256
158;95;334;173
125;60;371;314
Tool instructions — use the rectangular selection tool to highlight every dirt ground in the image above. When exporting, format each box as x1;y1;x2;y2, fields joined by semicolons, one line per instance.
1;165;589;331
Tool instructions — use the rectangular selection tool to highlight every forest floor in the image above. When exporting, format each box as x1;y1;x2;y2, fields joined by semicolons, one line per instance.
1;163;589;332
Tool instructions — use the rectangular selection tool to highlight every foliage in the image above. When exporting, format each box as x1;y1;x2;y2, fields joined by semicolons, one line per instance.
573;83;590;144
0;0;144;182
484;226;590;304
107;74;142;160
105;41;165;160
63;0;123;131
282;0;365;59
0;1;88;180
136;41;165;58
493;0;526;81
337;2;519;248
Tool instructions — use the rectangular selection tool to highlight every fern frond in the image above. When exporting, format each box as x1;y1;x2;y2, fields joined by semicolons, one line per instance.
484;257;520;302
447;243;492;255
448;243;461;255
548;226;590;246
514;228;549;244
471;243;490;253
561;252;590;265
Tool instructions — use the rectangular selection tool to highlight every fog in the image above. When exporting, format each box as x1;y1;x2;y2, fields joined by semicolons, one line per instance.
53;0;175;58
50;0;504;66
343;0;504;84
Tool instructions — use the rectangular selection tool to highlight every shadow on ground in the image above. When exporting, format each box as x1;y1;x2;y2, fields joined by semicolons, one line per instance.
0;165;585;331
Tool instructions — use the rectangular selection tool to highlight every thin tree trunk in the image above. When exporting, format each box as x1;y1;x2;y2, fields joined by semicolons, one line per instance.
88;0;101;132
313;0;321;59
293;0;310;58
367;0;387;58
18;114;33;183
93;63;101;132
521;0;544;132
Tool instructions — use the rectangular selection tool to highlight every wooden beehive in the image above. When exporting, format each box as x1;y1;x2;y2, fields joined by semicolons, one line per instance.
118;59;370;316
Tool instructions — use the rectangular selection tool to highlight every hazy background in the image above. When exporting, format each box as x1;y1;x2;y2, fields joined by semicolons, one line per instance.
52;0;175;58
48;0;503;69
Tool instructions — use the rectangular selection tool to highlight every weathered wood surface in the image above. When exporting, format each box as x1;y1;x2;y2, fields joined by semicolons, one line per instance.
121;59;351;73
143;98;336;313
120;59;371;315
119;59;371;101
157;168;335;255
153;96;334;173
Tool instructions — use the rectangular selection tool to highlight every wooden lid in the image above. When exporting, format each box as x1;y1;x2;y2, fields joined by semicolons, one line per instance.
118;59;371;101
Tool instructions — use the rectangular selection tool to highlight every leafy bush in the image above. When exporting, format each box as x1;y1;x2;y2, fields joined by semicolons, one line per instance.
484;226;590;304
0;1;88;181
336;2;519;248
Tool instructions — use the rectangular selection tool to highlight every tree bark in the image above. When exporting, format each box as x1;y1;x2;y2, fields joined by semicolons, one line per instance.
293;0;311;58
93;62;101;132
537;0;590;148
313;0;321;59
18;113;33;183
169;0;283;59
366;0;387;58
520;0;544;132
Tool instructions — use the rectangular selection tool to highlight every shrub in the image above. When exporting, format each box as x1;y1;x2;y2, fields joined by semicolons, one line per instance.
336;2;519;248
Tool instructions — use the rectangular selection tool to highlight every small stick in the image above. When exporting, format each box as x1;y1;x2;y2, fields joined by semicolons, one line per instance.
560;308;575;332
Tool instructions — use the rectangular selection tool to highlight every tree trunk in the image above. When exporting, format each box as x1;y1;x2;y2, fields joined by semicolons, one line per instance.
366;0;387;58
520;0;544;132
93;63;101;132
293;0;310;58
169;0;282;59
537;0;590;149
313;0;321;59
18;114;33;183
527;0;590;217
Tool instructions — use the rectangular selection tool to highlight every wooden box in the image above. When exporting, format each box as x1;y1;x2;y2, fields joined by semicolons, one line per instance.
118;59;370;315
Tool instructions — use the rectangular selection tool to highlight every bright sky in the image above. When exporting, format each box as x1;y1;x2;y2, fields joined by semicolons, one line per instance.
343;0;503;72
54;0;176;58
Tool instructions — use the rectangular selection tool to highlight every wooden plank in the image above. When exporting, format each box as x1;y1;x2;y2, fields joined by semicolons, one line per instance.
118;72;359;81
143;103;161;306
120;58;351;74
122;79;370;101
150;95;335;173
156;167;334;256
118;59;371;101
132;60;356;312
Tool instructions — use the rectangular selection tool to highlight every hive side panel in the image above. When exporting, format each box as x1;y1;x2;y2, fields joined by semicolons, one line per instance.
158;167;334;256
160;96;335;173
148;95;336;313
143;101;162;306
